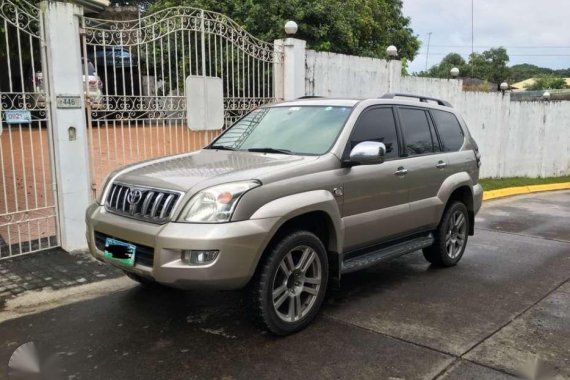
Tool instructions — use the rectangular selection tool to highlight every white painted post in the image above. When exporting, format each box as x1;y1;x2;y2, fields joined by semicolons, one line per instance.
274;38;306;100
387;59;402;93
41;2;91;251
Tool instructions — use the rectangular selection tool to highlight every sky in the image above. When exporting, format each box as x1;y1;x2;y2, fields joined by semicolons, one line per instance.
402;0;570;74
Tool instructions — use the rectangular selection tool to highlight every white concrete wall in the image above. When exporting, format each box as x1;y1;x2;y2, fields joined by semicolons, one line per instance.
304;52;570;178
399;77;570;178
305;50;401;98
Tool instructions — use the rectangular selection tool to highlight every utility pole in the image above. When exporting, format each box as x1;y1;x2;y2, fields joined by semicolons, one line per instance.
425;32;432;71
471;0;474;77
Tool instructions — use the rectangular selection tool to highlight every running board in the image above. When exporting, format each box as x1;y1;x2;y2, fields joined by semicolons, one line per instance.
341;234;434;274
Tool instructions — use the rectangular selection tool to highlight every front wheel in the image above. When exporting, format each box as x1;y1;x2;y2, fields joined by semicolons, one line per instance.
423;201;469;267
248;230;329;335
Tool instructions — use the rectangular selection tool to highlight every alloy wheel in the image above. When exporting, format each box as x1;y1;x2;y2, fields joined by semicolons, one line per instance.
445;210;468;259
271;245;322;323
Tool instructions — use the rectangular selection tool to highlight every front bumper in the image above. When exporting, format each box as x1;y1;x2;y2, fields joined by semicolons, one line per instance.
86;203;279;290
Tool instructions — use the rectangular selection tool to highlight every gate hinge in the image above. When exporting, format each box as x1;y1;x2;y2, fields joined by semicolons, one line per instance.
79;28;86;36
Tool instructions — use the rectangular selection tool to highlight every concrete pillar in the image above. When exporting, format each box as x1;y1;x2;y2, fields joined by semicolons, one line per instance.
274;38;306;100
41;2;91;251
387;59;402;93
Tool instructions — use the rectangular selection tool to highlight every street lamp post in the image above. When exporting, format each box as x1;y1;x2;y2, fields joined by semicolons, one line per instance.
284;20;298;36
450;67;460;79
386;45;398;60
500;82;509;95
543;91;551;101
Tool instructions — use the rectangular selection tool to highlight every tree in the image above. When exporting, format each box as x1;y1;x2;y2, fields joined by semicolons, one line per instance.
469;47;510;85
417;53;468;78
146;0;420;61
524;75;569;90
419;47;511;87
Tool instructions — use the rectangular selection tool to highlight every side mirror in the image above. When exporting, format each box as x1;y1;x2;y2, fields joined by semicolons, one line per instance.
348;141;386;165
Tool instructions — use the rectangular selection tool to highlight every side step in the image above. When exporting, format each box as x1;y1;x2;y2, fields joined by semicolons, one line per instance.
341;234;434;274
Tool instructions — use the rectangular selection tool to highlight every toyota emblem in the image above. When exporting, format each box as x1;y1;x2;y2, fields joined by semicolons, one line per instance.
126;189;143;205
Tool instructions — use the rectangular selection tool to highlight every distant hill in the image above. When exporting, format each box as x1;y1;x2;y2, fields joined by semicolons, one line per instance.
510;64;570;83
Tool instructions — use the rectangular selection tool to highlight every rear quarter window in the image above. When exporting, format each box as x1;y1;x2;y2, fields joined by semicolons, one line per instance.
431;110;465;152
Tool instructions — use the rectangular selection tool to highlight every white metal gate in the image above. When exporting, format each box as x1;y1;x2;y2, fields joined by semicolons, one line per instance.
0;0;60;258
81;7;284;195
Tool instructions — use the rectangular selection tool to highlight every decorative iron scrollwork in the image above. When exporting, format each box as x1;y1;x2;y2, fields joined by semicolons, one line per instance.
82;7;283;63
0;0;40;38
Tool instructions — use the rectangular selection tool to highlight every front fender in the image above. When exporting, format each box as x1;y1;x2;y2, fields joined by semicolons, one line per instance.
250;190;343;252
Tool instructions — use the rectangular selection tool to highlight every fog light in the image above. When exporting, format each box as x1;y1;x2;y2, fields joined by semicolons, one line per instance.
181;250;219;265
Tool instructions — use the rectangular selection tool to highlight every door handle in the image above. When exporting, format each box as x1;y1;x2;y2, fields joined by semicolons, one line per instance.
394;167;408;176
436;161;447;169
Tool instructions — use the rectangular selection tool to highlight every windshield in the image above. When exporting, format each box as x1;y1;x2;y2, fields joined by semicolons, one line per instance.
210;105;352;155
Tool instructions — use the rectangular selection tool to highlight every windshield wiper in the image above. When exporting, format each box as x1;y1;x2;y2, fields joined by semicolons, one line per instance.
208;145;237;151
247;147;292;155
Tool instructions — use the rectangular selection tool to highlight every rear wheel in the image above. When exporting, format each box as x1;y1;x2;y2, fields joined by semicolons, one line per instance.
423;201;469;267
248;230;329;335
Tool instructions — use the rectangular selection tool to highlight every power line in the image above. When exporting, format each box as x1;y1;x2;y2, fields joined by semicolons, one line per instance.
416;52;570;57
425;45;570;49
471;0;474;77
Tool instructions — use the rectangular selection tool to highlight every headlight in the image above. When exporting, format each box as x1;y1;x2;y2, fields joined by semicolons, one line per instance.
181;181;260;223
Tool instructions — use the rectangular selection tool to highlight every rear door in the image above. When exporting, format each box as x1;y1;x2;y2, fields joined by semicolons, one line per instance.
341;106;410;250
396;106;448;231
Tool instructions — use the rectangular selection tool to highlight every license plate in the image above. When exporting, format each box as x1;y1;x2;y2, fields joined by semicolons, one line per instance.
103;237;136;267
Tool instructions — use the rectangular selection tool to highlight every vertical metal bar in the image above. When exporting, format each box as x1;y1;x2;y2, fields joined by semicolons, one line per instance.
28;33;39;210
200;10;206;77
4;19;13;92
194;29;198;75
135;32;142;160
160;35;166;156
81;18;96;198
152;24;158;158
144;37;151;159
231;37;234;99
119;33;127;165
208;29;212;76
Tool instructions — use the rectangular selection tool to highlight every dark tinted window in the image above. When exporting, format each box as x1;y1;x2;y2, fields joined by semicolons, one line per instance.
399;108;435;155
350;107;399;159
431;110;465;151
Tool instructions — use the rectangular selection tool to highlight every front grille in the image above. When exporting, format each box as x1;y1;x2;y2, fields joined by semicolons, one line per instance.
105;182;182;224
94;232;154;267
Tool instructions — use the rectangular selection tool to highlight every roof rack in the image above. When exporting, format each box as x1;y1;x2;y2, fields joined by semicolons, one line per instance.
380;93;452;108
296;95;325;99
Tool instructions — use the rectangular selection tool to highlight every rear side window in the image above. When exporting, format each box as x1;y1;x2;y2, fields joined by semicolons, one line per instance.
349;107;399;159
398;108;436;155
431;110;465;151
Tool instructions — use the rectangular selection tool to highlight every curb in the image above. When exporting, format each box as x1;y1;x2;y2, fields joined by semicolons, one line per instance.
483;182;570;201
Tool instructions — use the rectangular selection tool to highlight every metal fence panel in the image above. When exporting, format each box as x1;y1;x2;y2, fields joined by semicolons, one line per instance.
0;0;60;259
81;7;284;196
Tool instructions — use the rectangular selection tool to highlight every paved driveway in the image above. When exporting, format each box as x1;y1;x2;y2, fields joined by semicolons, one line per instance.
1;191;569;379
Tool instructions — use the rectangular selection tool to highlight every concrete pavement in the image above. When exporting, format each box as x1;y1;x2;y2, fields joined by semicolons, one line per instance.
0;191;569;379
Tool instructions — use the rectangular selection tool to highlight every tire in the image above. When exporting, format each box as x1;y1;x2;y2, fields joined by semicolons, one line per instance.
123;271;163;289
248;230;329;335
423;201;469;267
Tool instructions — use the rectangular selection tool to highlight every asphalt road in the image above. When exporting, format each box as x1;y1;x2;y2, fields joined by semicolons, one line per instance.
1;191;570;380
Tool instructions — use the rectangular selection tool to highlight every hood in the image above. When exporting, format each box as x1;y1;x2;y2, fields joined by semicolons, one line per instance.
115;149;321;192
